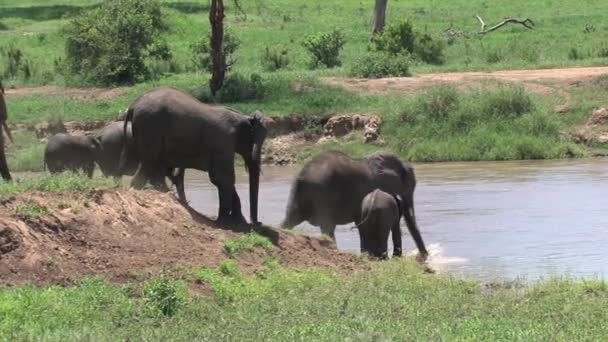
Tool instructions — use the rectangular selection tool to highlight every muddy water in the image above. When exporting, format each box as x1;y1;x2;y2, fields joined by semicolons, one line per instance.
181;158;608;281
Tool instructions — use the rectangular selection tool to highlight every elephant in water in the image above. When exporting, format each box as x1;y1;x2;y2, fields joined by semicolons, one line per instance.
95;121;185;200
120;86;267;224
44;133;99;178
357;189;403;259
0;81;12;181
282;151;428;260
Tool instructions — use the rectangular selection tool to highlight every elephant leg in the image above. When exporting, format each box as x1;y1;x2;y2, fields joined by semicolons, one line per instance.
209;155;237;223
168;168;187;203
131;164;149;190
0;133;11;182
230;189;246;224
85;163;94;179
320;224;336;240
391;219;403;257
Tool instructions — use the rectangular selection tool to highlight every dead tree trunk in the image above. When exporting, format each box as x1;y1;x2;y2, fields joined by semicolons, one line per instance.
371;0;388;34
209;0;225;99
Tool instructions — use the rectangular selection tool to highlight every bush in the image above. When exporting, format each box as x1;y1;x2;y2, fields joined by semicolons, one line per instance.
350;52;410;78
193;73;265;103
568;47;584;60
2;46;33;80
479;85;534;118
417;85;460;120
260;46;290;71
190;31;240;73
62;0;167;85
143;273;186;317
370;20;444;65
302;29;346;68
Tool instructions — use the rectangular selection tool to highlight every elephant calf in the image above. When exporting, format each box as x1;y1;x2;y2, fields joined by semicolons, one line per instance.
357;189;403;259
44;133;99;178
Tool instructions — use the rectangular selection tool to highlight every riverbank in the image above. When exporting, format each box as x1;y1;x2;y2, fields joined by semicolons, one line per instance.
4;69;608;172
0;180;607;340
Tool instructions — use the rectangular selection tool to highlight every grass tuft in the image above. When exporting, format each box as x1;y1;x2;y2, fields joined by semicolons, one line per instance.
223;232;273;257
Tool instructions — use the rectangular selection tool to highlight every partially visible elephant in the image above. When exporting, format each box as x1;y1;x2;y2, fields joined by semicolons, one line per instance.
357;189;403;259
44;133;99;178
95;121;186;200
0;81;12;181
282;151;428;260
120;87;267;224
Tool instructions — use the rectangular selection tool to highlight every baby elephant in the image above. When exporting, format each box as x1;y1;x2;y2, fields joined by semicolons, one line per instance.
44;133;100;178
357;189;403;259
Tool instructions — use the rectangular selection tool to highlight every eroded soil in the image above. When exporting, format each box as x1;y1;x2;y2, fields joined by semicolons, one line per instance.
0;189;368;286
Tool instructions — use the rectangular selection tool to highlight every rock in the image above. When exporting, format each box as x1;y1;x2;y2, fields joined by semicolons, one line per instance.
587;107;608;126
322;113;382;144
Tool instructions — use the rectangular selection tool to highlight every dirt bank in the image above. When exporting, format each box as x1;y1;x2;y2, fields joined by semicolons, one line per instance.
323;65;608;96
0;189;368;286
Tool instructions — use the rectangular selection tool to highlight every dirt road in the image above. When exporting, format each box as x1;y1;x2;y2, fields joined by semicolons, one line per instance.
323;65;608;95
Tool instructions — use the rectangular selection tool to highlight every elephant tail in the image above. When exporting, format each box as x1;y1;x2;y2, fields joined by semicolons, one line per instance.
117;108;134;174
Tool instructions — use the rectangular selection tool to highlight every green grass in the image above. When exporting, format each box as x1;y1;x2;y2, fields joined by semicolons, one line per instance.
223;232;274;257
5;131;45;172
0;173;116;198
1;259;607;340
1;0;608;87
14;199;48;218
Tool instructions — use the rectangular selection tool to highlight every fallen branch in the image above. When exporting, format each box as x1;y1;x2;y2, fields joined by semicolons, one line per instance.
476;15;535;34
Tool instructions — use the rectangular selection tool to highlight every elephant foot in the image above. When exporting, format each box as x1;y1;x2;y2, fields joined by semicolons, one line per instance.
393;248;402;258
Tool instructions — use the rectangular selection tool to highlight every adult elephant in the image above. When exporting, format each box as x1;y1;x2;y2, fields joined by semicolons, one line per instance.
282;151;428;260
0;81;12;181
44;133;99;178
95;121;186;200
357;189;403;259
120;87;267;224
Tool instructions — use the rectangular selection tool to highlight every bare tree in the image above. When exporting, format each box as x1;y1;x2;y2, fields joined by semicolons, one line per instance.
371;0;388;34
209;0;226;98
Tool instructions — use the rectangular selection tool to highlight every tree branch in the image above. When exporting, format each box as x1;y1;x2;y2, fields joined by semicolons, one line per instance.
476;15;535;34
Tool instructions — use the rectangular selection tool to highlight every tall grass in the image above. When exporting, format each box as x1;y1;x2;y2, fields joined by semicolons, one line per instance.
1;260;607;340
0;173;116;198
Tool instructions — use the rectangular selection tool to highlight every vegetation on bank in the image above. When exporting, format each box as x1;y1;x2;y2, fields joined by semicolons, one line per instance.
1;257;607;340
0;173;115;198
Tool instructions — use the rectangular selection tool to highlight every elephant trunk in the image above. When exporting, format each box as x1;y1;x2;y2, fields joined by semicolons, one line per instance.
248;142;262;224
402;197;428;260
2;120;12;143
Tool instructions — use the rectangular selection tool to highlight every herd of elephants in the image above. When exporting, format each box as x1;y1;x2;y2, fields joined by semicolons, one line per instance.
0;86;428;260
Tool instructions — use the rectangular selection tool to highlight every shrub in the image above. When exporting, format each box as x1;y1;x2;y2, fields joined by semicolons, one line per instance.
62;0;167;85
413;32;445;65
2;46;33;80
143;273;186;317
350;52;410;78
371;20;416;55
260;46;290;71
568;47;584;60
485;49;504;64
302;29;346;68
370;20;444;65
417;85;460;120
193;73;265;103
190;31;240;73
479;86;533;118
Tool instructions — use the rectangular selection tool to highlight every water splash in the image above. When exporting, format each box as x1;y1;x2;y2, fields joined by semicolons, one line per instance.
406;243;468;269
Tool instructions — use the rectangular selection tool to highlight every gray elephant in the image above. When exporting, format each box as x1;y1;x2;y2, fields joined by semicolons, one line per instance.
120;87;267;224
357;189;403;259
282;151;428;260
44;133;99;178
95;121;186;200
0;81;12;182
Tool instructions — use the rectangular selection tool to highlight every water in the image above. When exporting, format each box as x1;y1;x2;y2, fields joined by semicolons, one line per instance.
180;159;608;281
